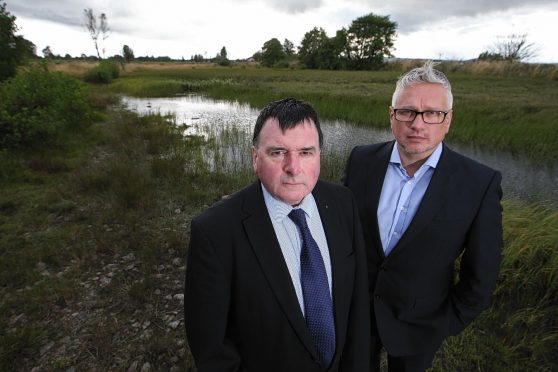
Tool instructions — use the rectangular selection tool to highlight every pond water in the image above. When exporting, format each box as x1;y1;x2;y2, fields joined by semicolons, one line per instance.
121;95;558;205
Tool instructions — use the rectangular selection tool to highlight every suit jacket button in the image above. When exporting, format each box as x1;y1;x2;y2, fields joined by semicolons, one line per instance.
374;294;381;300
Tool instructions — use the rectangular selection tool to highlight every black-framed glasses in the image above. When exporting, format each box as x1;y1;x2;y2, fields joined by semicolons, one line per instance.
392;108;450;124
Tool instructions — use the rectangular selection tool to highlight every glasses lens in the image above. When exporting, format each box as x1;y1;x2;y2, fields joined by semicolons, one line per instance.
422;111;445;124
394;109;447;124
395;109;415;121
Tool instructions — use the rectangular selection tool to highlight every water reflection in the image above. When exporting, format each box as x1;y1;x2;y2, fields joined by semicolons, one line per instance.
121;95;557;204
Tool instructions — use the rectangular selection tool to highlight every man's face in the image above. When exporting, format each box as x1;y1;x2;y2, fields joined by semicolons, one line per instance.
390;83;452;163
252;118;321;206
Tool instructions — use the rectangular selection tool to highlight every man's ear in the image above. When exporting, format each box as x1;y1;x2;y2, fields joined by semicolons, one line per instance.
251;146;258;174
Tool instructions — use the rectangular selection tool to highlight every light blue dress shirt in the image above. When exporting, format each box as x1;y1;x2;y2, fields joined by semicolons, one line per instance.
261;184;332;316
377;143;443;255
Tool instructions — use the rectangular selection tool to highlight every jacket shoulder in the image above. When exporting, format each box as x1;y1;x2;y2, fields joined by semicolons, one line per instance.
443;145;500;178
192;182;256;227
350;141;393;159
315;179;353;201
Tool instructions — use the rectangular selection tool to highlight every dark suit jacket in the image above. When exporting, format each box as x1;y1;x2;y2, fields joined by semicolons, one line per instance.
184;180;370;371
343;141;502;356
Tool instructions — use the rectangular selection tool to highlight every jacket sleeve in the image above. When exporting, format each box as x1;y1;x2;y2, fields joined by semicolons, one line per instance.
449;170;503;335
184;219;246;372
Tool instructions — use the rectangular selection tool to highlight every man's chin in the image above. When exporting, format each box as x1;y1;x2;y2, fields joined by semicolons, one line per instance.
277;189;307;206
401;144;432;156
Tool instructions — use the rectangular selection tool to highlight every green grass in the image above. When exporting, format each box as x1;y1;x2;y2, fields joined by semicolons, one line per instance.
106;64;558;163
433;200;558;371
0;99;206;370
2;66;557;370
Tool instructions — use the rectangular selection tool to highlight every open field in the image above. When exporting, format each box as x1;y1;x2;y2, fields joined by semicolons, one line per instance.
72;60;558;163
1;63;557;370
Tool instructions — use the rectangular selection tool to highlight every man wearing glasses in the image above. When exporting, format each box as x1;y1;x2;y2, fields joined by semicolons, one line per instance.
343;61;503;371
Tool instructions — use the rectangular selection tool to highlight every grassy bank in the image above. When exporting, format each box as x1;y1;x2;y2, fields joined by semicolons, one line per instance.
435;201;558;371
2;86;556;370
93;62;558;163
2;62;556;370
0;99;250;370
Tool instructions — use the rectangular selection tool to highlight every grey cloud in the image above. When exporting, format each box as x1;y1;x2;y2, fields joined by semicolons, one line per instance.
10;1;83;27
268;0;324;13
9;1;133;29
232;0;324;14
369;0;557;32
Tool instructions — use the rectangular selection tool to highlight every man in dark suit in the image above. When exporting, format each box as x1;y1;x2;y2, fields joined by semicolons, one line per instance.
185;98;370;371
343;61;503;371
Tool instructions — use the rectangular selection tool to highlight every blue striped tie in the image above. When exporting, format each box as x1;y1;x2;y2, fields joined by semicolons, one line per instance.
288;208;336;368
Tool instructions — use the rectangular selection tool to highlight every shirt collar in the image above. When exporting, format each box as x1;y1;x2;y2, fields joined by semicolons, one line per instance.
261;183;316;222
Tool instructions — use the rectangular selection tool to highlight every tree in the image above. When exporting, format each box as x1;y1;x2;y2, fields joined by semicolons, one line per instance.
15;36;36;59
260;38;286;67
191;54;204;63
219;46;227;60
0;2;35;82
42;45;54;58
216;46;230;66
122;44;134;63
346;13;396;70
83;8;109;59
481;34;537;62
283;38;295;57
298;27;330;69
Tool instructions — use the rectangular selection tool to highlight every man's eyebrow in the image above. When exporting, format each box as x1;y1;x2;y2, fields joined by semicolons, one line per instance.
265;146;317;151
265;146;287;151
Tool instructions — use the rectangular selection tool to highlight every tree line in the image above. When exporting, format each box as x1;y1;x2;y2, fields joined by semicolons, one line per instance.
1;1;541;83
254;13;397;70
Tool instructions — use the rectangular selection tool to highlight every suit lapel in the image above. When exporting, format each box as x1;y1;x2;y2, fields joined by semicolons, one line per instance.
313;182;353;352
365;142;393;258
241;182;317;359
389;144;456;256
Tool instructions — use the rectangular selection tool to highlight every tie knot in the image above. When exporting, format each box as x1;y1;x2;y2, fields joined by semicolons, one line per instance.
288;208;307;230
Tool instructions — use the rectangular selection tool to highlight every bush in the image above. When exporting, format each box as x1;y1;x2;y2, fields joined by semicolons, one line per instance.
0;2;36;82
83;66;112;83
0;66;93;149
272;60;290;68
83;60;120;84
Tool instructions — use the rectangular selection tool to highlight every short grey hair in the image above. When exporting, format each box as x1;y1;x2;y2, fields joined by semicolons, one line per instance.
392;60;453;109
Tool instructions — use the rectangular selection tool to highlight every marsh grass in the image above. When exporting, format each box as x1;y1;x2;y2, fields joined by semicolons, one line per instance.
101;64;558;162
109;76;236;97
134;105;557;369
0;100;207;370
3;63;556;370
433;200;558;371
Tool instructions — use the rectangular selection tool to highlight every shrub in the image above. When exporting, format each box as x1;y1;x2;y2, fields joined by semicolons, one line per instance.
83;60;120;84
83;66;112;83
100;60;120;79
0;66;93;149
272;60;290;68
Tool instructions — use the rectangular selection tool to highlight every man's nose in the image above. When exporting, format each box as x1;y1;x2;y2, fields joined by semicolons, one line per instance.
409;112;427;128
283;152;301;175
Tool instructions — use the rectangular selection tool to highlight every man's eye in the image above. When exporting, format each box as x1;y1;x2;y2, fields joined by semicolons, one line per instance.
424;111;442;117
269;150;285;157
300;150;314;156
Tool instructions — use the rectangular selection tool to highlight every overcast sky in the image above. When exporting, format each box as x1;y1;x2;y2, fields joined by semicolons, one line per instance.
7;0;558;63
